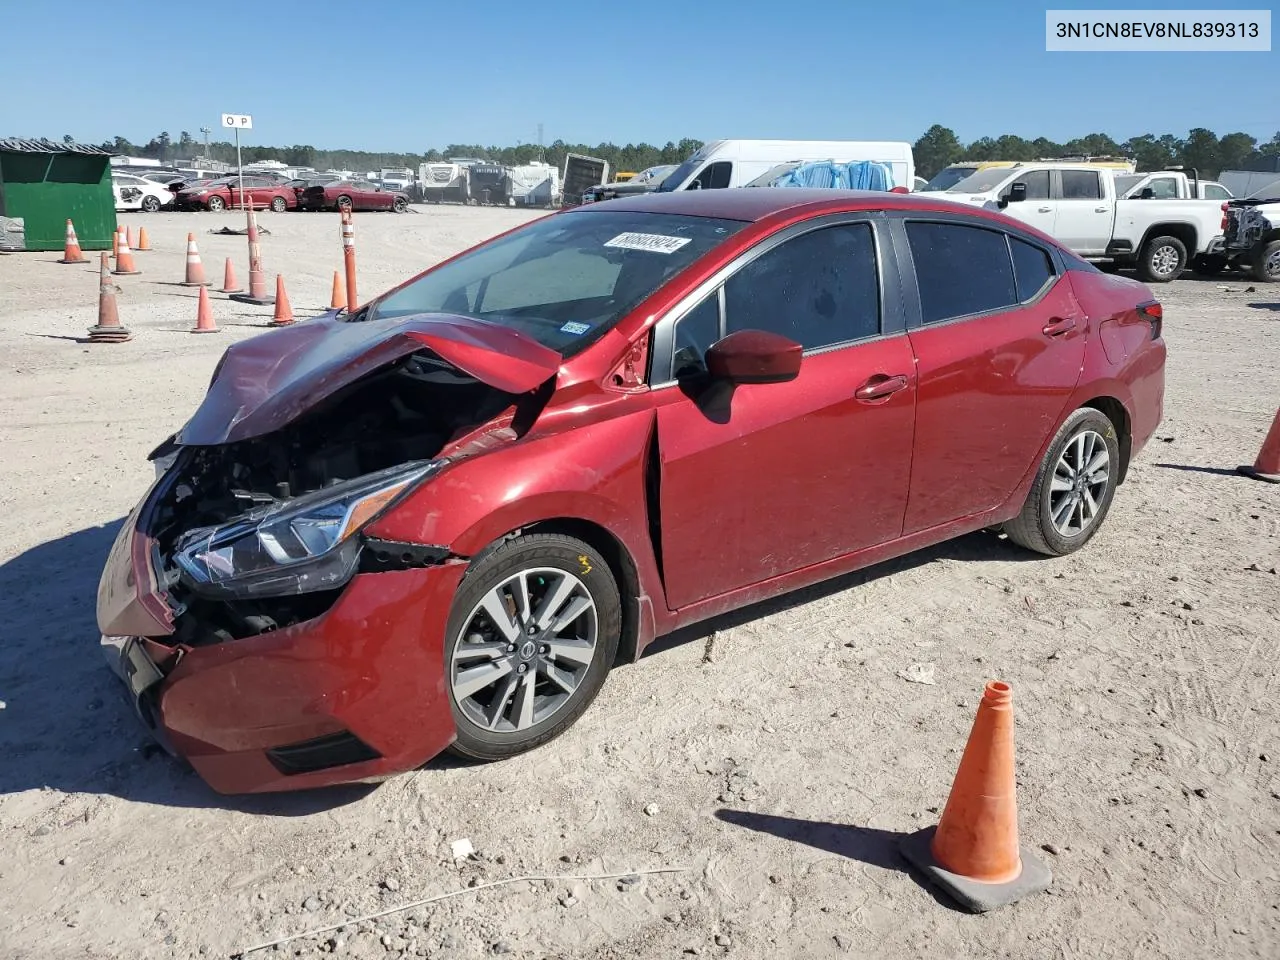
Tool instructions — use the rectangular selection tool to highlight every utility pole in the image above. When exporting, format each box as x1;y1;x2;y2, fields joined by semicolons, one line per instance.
200;126;211;161
537;123;544;162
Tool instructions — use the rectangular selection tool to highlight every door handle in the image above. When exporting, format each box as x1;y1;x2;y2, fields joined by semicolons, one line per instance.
855;374;909;402
1042;316;1077;337
1094;206;1110;213
1037;206;1052;213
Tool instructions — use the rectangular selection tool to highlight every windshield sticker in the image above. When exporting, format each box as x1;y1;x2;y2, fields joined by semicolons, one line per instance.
604;232;693;255
559;321;591;335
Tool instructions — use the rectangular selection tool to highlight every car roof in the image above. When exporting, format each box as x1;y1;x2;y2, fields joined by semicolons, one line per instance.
577;188;1067;250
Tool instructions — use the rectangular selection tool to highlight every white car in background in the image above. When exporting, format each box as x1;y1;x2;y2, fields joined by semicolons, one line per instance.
111;173;172;213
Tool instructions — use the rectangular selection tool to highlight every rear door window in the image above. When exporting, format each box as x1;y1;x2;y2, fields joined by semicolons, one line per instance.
1059;170;1102;200
906;222;1017;324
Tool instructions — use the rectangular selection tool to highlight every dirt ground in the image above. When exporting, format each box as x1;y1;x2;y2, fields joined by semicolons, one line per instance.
0;207;1277;960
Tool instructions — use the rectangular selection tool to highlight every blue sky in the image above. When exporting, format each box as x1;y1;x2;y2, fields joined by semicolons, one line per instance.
1;0;1274;151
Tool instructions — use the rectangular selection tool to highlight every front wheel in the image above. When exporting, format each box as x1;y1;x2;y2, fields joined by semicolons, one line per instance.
392;196;408;213
444;533;621;761
1136;234;1187;283
1252;240;1280;283
270;196;287;213
1002;407;1121;556
141;195;161;213
335;195;352;212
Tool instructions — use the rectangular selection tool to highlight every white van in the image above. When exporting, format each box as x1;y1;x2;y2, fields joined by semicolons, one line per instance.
655;139;914;193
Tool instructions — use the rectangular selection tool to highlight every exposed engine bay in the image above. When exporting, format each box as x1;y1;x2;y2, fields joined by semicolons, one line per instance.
146;353;533;646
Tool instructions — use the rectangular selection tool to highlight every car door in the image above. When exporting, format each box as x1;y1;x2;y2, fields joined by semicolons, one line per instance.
1052;169;1113;254
996;169;1055;234
653;219;917;610
898;218;1087;534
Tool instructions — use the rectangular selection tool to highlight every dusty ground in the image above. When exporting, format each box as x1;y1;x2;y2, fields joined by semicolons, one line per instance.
0;208;1277;960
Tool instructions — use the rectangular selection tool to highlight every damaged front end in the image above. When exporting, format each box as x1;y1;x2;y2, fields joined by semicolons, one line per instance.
95;313;561;789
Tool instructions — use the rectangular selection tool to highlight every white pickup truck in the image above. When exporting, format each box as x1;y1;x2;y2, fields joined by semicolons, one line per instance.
925;163;1225;282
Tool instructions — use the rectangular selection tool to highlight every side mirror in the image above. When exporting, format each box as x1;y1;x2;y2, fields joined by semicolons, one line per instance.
705;330;802;385
1139;187;1154;199
1004;181;1028;206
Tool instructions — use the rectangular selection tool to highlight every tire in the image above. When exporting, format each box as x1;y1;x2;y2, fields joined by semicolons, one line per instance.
270;196;287;213
206;196;226;212
1136;234;1187;283
392;196;408;213
1193;254;1227;276
141;195;161;213
444;533;621;761
335;195;352;212
1252;239;1280;283
1002;407;1122;557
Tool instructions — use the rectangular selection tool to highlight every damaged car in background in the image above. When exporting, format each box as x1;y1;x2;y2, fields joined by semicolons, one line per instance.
98;189;1166;794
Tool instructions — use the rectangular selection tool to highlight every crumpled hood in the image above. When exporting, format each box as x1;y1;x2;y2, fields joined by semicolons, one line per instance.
176;311;563;445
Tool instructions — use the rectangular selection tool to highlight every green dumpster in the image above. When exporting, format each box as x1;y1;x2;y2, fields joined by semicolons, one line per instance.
0;138;116;252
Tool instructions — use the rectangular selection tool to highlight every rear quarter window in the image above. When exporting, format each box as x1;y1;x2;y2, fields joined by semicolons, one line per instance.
905;221;1017;324
1009;237;1056;301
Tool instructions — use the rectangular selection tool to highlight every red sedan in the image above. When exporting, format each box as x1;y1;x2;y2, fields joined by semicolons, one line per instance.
298;179;410;212
174;176;297;212
97;188;1165;794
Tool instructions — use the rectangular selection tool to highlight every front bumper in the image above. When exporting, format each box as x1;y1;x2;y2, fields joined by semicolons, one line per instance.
100;562;466;794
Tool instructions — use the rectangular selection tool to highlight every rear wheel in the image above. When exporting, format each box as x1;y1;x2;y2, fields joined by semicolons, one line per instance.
206;196;226;212
392;196;408;213
1136;235;1187;283
141;195;161;213
444;533;621;761
1253;240;1280;283
336;195;353;212
1002;407;1121;556
270;196;287;213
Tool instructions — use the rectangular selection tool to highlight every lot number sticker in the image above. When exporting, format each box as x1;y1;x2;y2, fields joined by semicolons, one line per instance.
604;232;692;254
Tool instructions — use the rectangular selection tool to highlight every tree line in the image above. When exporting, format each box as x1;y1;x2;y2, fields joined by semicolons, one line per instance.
77;127;1280;180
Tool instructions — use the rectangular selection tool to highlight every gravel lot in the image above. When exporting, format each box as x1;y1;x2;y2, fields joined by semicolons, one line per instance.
1;208;1277;960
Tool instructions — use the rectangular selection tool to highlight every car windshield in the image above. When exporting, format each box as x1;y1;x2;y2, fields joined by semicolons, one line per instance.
656;156;703;191
366;210;747;358
921;166;980;192
945;168;1016;193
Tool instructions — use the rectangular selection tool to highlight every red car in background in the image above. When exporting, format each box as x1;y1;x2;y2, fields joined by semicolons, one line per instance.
174;176;297;212
298;179;410;212
97;188;1165;794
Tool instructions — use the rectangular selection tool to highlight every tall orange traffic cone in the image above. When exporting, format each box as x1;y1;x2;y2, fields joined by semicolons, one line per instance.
329;270;346;311
900;681;1051;912
181;232;210;286
268;274;294;326
57;219;89;264
136;226;151;251
1238;408;1280;483
126;225;136;250
87;252;132;343
112;233;141;276
219;257;243;294
190;286;220;334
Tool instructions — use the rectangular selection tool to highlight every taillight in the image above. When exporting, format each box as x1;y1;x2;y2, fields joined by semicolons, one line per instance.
890;185;910;194
1138;301;1162;340
1221;201;1230;230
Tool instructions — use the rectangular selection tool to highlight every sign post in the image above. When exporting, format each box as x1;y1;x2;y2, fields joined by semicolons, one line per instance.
220;113;253;213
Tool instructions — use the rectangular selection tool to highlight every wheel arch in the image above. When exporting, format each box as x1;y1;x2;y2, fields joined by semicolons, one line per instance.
1139;221;1197;253
1081;395;1133;483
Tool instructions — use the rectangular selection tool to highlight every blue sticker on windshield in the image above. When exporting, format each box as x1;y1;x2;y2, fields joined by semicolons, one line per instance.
560;321;591;335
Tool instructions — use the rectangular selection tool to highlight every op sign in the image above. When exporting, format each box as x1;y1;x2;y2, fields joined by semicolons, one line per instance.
221;114;253;130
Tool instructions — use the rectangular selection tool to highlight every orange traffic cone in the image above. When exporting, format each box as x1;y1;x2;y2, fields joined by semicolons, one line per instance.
1238;408;1280;483
136;226;151;251
329;270;346;311
900;681;1051;912
87;252;132;343
112;233;141;276
191;286;220;334
219;257;243;294
268;274;294;326
126;225;136;250
181;232;211;286
58;219;89;264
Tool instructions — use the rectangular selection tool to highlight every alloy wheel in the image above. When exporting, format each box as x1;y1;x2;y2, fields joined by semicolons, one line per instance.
450;567;598;733
1265;246;1280;280
1150;244;1180;278
1049;430;1110;537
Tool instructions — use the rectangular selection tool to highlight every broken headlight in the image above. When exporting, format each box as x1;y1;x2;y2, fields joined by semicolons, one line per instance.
173;460;443;599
